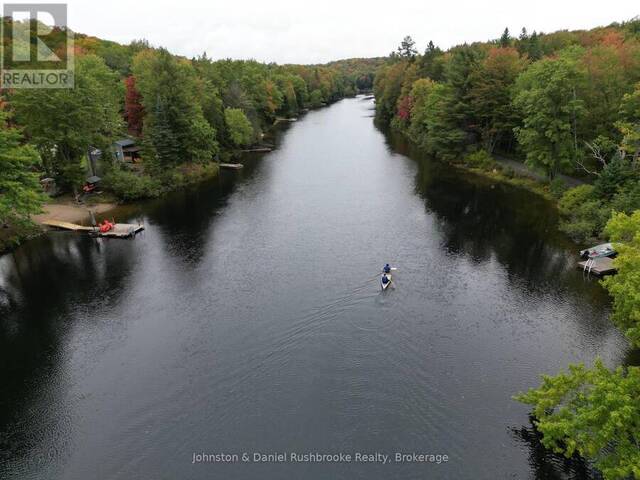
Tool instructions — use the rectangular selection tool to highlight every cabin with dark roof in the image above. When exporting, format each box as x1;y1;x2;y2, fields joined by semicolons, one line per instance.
113;139;142;163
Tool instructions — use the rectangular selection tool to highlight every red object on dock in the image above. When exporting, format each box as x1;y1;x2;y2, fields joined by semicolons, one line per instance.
99;220;114;233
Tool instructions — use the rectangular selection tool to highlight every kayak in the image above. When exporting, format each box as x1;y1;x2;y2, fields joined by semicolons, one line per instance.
381;273;392;291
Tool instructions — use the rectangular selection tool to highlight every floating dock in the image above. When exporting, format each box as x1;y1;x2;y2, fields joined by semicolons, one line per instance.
42;220;144;238
94;223;145;238
578;257;617;276
218;163;244;170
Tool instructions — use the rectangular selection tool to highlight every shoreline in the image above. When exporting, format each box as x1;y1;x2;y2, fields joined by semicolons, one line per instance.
0;94;416;257
33;201;119;226
0;200;122;256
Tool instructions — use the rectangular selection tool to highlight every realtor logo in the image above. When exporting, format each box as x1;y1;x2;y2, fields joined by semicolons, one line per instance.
1;3;74;88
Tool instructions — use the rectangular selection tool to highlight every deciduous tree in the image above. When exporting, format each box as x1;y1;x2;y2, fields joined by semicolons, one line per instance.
224;108;253;147
11;54;122;190
0;110;44;227
603;210;640;346
515;360;640;480
513;51;585;179
124;75;144;137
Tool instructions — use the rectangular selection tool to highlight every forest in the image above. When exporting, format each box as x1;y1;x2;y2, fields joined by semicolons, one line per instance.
0;17;382;246
374;21;640;479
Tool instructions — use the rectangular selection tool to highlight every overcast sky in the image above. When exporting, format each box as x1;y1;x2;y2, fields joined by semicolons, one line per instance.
52;0;640;63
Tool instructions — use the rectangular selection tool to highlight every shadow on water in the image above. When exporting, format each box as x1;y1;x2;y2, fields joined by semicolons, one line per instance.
384;129;612;308
139;125;289;267
511;418;602;480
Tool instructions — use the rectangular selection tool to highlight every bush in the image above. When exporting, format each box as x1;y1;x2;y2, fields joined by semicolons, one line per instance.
309;89;325;108
558;185;610;242
558;184;596;214
611;181;640;215
103;168;162;201
549;178;567;199
503;167;516;179
464;150;495;170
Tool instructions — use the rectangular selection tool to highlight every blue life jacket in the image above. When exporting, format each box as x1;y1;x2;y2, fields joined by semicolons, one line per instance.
382;275;389;284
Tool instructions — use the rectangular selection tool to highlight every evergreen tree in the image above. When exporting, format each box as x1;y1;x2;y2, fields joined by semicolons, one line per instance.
397;36;418;59
519;27;528;42
500;27;511;47
149;95;180;167
419;40;445;80
528;31;543;60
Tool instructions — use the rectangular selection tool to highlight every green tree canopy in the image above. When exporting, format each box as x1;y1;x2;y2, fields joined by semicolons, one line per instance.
603;210;640;346
469;47;527;152
10;54;123;190
515;360;640;480
132;48;218;166
224;108;254;147
0;110;44;227
513;50;586;179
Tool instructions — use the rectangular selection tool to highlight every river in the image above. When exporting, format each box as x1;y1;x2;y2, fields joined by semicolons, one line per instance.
0;97;633;479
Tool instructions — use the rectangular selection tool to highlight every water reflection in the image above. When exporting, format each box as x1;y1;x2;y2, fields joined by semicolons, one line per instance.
511;419;602;480
0;233;137;475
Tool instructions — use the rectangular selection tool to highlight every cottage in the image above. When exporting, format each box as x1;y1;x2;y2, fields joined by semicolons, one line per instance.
113;139;142;163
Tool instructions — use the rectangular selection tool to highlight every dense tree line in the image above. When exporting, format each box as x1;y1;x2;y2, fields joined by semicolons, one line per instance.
0;17;379;235
373;20;640;479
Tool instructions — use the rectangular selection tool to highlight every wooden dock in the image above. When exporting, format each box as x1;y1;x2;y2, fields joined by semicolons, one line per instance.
240;147;272;153
578;257;617;276
218;163;244;170
274;117;297;124
42;220;144;238
42;219;94;231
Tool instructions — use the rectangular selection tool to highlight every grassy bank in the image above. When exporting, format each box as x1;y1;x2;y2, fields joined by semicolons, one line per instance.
463;163;557;203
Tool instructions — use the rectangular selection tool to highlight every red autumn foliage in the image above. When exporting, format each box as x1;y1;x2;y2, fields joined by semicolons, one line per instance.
396;95;412;121
124;75;144;137
600;30;625;48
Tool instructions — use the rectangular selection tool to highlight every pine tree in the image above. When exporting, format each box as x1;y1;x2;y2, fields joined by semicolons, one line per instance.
149;95;180;167
397;36;417;59
499;27;511;47
528;31;542;60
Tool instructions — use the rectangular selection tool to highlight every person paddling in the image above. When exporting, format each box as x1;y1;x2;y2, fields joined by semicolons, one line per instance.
383;263;391;274
381;274;390;285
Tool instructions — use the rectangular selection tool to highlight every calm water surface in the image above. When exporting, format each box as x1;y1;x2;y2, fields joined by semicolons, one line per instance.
0;97;633;479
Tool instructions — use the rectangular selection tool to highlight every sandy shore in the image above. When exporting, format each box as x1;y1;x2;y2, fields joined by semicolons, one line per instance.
33;202;118;226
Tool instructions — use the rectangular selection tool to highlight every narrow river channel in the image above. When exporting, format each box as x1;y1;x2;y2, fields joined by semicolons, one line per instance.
0;97;633;479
